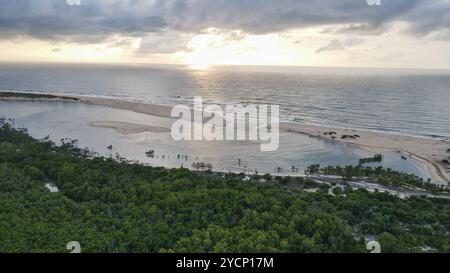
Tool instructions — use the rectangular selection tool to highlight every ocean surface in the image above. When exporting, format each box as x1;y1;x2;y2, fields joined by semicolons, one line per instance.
1;63;449;138
0;63;448;179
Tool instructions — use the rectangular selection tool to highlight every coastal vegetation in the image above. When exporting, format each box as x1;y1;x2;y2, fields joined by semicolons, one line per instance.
0;91;79;101
341;134;360;139
306;164;449;194
359;154;383;165
0;122;449;253
145;150;155;158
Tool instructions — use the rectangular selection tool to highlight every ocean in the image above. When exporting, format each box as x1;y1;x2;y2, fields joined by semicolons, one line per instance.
1;63;449;138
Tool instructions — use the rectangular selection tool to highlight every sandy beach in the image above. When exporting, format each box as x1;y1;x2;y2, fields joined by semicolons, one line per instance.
78;95;450;184
2;92;449;185
280;123;450;185
78;96;173;118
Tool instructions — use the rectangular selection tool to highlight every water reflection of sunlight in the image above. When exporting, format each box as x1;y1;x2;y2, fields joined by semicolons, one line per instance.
188;64;210;71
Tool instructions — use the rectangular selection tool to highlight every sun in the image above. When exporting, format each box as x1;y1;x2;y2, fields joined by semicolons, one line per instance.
185;48;213;70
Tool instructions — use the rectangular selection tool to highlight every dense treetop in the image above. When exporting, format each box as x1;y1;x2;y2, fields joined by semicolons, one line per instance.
0;122;449;253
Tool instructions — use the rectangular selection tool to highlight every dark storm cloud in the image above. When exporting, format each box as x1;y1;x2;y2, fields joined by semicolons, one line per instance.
404;0;450;36
0;0;449;42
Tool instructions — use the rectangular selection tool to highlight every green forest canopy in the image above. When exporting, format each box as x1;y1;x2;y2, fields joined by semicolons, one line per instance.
0;122;449;253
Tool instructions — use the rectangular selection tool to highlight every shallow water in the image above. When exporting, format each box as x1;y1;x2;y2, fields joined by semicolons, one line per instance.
0;100;432;179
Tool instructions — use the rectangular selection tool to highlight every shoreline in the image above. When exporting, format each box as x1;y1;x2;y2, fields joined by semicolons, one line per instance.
280;123;450;185
1;91;449;185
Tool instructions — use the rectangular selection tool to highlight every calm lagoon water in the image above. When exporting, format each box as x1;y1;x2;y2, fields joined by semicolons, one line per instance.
0;100;431;179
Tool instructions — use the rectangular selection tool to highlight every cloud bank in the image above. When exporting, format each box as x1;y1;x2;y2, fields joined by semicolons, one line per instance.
0;0;449;42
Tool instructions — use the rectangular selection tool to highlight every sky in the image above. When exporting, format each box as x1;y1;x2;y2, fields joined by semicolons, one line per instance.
0;0;450;69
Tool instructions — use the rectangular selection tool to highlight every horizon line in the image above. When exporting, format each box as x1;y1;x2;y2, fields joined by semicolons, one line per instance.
0;60;450;73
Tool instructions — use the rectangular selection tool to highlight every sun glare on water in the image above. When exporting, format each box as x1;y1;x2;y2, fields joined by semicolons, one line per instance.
188;64;210;70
